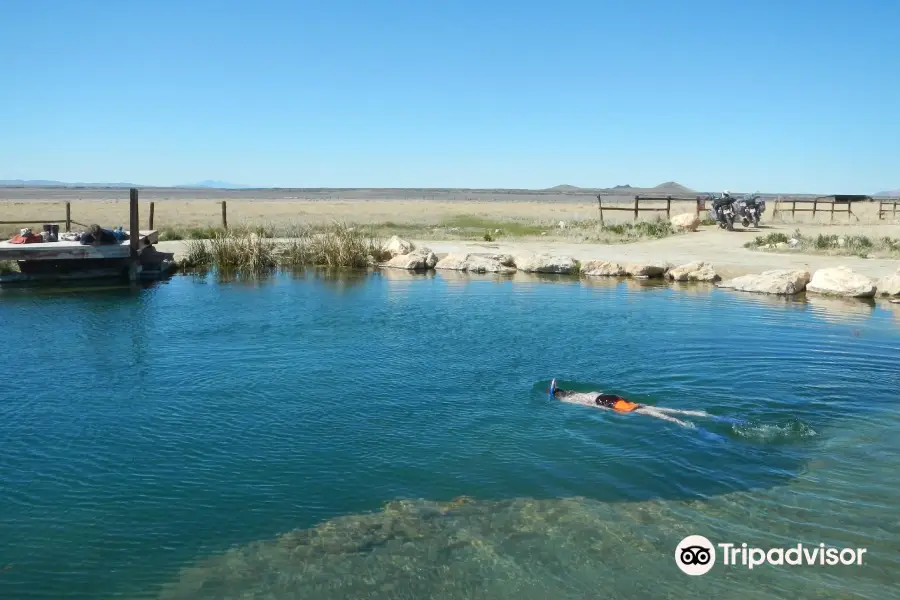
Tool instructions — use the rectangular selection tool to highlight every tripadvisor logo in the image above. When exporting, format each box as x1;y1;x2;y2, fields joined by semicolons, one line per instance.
675;535;868;575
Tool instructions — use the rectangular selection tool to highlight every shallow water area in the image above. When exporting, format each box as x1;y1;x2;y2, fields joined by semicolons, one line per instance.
1;269;898;599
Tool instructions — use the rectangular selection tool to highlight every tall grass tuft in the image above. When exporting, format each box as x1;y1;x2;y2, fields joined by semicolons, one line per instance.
180;227;277;272
745;232;790;248
180;222;389;272
280;223;388;268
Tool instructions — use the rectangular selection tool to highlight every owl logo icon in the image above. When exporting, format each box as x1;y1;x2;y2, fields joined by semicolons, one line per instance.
675;535;716;575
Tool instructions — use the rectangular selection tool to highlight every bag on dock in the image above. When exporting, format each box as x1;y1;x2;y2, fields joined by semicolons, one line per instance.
113;226;130;242
8;228;44;244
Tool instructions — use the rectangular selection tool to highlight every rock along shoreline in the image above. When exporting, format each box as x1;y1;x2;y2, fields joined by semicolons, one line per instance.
377;236;900;299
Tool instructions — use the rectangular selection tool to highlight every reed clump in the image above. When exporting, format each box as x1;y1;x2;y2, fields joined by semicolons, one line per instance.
179;223;390;272
280;224;389;268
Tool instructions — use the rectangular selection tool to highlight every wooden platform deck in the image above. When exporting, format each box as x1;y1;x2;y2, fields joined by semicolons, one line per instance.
0;230;158;261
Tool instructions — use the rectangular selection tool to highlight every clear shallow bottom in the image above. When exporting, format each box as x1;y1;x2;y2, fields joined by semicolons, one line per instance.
0;270;898;599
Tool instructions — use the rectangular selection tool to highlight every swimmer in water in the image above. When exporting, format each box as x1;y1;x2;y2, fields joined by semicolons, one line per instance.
549;378;698;428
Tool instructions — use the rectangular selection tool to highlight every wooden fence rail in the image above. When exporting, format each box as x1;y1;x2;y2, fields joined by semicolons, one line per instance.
771;196;855;222
0;200;158;233
0;201;75;231
878;199;899;220
596;194;704;225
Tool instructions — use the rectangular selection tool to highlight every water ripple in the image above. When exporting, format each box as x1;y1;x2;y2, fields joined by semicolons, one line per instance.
0;272;898;599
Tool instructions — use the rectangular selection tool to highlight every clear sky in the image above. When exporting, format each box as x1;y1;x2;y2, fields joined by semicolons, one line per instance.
1;0;898;193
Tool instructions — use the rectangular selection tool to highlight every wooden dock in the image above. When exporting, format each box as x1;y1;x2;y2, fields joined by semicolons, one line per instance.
0;230;158;261
1;188;176;284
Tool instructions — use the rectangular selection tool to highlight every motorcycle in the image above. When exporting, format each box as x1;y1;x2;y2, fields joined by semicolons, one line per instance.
708;195;737;231
734;194;766;228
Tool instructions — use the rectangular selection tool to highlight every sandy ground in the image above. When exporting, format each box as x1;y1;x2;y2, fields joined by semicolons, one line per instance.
2;195;897;234
150;221;900;281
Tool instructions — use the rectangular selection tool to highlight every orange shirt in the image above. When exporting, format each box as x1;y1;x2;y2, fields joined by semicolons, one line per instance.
612;399;640;413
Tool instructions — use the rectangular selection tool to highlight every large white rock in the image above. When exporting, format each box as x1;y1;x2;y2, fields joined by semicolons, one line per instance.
513;253;578;274
670;212;700;232
807;267;877;298
383;235;414;257
625;262;669;278
666;261;720;282
580;260;625;277
718;269;811;295
381;247;437;270
877;269;900;296
434;253;516;274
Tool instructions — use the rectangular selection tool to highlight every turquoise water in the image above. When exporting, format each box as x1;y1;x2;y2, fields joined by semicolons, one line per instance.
1;270;898;599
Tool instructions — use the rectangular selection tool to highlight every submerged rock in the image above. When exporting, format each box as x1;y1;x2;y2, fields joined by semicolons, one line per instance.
434;253;516;274
666;261;720;282
513;253;577;274
381;247;437;270
153;496;711;600
670;212;700;232
580;260;625;277
383;235;414;257
718;270;811;295
807;267;876;298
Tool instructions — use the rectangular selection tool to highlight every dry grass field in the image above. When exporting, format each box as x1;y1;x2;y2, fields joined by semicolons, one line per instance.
2;192;896;242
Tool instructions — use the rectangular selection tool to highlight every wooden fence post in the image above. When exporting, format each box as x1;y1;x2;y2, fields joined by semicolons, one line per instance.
149;201;155;230
129;189;139;255
830;200;835;222
596;194;604;226
666;196;672;219
221;200;228;230
65;201;71;232
812;198;817;219
791;200;797;219
633;196;639;221
128;188;140;281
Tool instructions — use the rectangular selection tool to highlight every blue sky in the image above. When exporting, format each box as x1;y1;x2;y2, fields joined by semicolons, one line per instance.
1;0;898;193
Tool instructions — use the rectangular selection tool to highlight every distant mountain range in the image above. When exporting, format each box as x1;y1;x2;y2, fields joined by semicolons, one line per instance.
1;178;896;195
179;180;252;189
544;181;698;195
0;179;251;189
0;179;138;188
